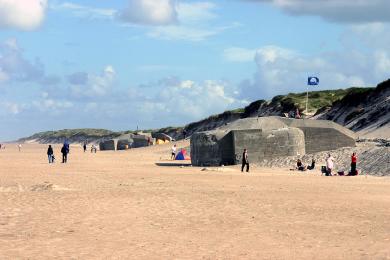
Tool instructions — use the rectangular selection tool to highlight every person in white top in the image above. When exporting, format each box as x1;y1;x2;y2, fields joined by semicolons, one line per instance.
18;144;22;152
171;144;177;160
326;154;334;176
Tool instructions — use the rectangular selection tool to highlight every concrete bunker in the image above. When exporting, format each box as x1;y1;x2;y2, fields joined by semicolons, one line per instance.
190;116;356;166
99;139;116;151
99;133;152;151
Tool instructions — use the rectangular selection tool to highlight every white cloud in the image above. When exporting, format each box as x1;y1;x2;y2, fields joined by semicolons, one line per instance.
255;45;296;64
0;38;51;84
246;0;390;23
0;0;47;30
147;1;239;41
223;47;257;62
237;44;388;99
52;1;233;41
148;25;222;41
224;46;297;63
374;51;390;78
0;68;9;83
177;2;216;23
348;23;390;50
51;2;116;19
137;64;176;72
130;78;245;121
13;76;244;131
68;65;116;98
0;101;25;114
118;0;178;26
33;98;73;112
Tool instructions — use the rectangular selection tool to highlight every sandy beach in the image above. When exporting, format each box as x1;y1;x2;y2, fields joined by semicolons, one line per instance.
0;142;389;259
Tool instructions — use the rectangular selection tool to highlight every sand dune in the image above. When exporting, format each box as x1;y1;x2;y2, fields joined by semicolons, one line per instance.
0;142;389;259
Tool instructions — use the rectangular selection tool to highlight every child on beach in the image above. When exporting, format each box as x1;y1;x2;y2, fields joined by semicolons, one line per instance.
171;144;177;160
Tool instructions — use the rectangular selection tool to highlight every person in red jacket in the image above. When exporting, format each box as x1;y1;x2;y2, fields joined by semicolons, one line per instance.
349;152;357;176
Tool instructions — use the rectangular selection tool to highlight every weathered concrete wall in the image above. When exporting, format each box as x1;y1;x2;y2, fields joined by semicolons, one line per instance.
99;134;151;151
218;117;286;132
219;132;235;165
277;117;356;153
152;133;173;142
117;139;133;150
232;128;305;163
99;139;116;151
191;131;222;166
299;127;355;153
132;136;150;148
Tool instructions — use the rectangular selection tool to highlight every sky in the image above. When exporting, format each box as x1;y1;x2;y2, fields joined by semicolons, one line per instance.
1;0;390;141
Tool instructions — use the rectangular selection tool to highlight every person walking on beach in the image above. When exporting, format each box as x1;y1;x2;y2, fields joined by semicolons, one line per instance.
241;149;249;173
349;152;358;176
47;145;54;163
18;144;22;152
326;153;334;176
171;144;177;160
61;144;69;163
83;142;87;152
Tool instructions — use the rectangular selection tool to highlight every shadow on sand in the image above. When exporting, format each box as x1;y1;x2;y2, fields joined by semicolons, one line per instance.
155;162;192;167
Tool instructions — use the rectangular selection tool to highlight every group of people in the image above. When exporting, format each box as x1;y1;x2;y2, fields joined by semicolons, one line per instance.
238;149;358;175
286;108;302;119
295;152;358;176
47;142;99;163
296;159;316;171
83;142;97;153
240;149;358;175
47;143;70;163
325;152;358;176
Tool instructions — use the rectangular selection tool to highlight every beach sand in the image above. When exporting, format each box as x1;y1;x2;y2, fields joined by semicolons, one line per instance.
0;142;389;259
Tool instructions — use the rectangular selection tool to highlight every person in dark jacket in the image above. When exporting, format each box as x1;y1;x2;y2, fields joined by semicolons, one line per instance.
47;145;54;163
241;149;249;173
61;144;69;163
307;159;316;170
83;142;87;152
296;159;306;171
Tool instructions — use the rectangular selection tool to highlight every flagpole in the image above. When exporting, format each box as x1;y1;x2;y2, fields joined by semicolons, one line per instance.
306;77;319;118
306;84;309;118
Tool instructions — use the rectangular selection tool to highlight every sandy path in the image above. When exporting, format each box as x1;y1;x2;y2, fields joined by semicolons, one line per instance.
0;142;389;259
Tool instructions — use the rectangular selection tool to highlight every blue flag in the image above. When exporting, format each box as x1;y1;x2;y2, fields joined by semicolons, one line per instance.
308;77;319;86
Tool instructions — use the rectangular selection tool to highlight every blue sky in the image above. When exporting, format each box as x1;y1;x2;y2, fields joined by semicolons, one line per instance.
1;0;390;141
